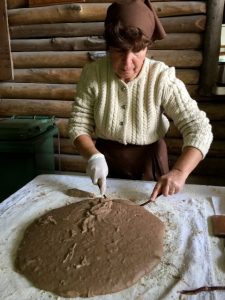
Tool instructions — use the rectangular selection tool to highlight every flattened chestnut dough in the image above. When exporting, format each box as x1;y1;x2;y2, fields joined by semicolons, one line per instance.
16;198;165;298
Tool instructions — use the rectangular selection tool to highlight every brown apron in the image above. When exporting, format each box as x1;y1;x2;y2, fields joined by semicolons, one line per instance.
95;138;169;181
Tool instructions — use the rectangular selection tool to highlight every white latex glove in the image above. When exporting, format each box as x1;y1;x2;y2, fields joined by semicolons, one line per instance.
86;153;108;195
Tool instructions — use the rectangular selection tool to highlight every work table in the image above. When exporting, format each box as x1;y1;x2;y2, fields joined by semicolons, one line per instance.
0;174;225;300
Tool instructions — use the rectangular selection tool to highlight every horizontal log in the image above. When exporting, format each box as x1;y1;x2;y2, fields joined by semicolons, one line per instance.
12;50;202;68
169;155;225;176
13;68;199;85
147;50;202;68
55;118;225;141
28;0;186;8
10;0;180;9
55;136;225;159
8;3;108;25
176;69;199;84
0;99;72;117
11;33;203;52
163;15;205;33
0;82;75;100
10;22;104;39
54;153;225;177
167;121;225;140
54;137;78;155
10;15;206;39
11;36;105;51
55;118;69;138
12;51;90;68
166;138;225;157
55;154;86;173
150;33;202;50
0;81;199;99
7;0;27;9
8;0;187;9
8;2;206;26
199;103;225;121
14;68;82;83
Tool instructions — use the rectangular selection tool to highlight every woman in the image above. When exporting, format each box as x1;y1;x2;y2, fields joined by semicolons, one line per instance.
69;0;213;200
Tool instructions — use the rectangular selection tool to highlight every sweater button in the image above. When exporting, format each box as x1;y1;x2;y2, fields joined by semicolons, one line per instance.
119;121;124;126
121;105;126;109
121;86;126;91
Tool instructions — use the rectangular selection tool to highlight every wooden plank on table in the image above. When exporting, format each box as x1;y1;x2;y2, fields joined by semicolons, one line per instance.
8;2;206;26
0;0;13;81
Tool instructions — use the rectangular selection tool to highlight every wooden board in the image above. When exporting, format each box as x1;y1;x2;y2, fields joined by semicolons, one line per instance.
0;0;13;81
28;0;194;7
8;2;206;26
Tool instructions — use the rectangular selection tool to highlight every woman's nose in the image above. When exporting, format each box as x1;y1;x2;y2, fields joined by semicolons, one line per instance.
123;52;133;66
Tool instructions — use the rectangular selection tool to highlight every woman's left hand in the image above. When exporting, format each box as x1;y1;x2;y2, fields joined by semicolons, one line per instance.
149;169;188;201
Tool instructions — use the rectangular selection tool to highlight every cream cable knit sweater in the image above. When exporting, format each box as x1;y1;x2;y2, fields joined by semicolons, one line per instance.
68;56;213;158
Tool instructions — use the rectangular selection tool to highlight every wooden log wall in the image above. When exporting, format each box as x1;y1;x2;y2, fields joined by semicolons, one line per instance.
1;0;225;184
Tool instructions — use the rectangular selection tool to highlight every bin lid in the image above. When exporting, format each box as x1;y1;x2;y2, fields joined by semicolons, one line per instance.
0;116;55;140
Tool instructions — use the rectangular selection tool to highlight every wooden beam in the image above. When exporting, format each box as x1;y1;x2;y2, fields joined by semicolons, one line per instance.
54;153;225;176
55;136;225;158
169;155;225;177
7;0;27;9
55;118;225;140
10;15;206;40
0;81;199;99
166;138;225;157
11;50;202;68
11;33;203;52
28;0;185;8
0;0;13;81
54;154;86;173
167;121;225;140
0;82;75;100
199;0;225;95
14;68;82;84
0;99;72;117
13;68;199;85
8;2;206;26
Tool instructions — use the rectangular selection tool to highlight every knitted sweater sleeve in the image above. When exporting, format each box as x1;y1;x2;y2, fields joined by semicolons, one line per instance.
159;67;213;158
68;63;97;143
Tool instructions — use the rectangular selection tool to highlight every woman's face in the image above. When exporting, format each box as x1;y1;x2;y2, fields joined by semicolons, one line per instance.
109;47;147;82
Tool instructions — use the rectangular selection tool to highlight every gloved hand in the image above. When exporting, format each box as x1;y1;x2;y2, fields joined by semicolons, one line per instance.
86;153;108;195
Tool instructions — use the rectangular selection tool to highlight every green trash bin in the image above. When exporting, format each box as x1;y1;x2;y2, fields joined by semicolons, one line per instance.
0;117;58;202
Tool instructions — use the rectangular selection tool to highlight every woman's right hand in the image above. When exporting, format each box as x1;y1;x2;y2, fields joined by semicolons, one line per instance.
86;153;108;195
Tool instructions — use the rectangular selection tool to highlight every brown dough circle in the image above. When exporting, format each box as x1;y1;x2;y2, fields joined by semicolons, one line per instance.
15;198;165;298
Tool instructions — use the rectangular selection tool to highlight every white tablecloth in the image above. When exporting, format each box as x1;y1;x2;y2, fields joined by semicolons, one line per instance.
0;174;225;300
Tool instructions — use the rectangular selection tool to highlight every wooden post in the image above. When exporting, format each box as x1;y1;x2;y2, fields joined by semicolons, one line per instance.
0;0;13;81
199;0;225;95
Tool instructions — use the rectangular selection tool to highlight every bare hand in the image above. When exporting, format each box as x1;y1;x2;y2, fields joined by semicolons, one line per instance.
150;169;187;201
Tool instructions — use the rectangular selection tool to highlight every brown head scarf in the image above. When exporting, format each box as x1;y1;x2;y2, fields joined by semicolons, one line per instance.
105;0;166;42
